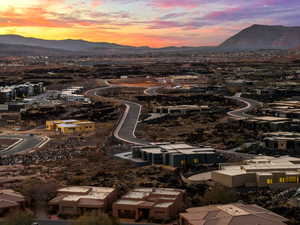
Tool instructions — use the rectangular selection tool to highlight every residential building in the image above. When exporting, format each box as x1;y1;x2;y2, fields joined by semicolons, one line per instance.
46;120;96;134
263;132;300;153
153;105;210;115
238;116;291;131
179;203;288;225
0;189;25;216
113;188;185;222
212;156;300;188
132;142;218;168
0;82;44;103
60;86;90;103
48;186;117;216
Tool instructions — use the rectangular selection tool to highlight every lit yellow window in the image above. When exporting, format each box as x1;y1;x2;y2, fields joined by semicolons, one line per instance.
286;176;298;183
266;178;273;184
279;177;285;183
193;159;199;164
181;160;186;165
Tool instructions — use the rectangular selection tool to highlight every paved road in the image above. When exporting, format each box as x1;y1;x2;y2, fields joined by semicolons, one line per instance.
144;87;160;96
85;84;149;145
0;134;43;156
114;101;149;145
226;93;262;119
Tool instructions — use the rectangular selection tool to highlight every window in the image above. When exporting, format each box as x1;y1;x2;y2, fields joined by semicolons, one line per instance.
181;160;186;165
286;176;299;183
279;176;299;183
193;159;199;164
266;178;273;184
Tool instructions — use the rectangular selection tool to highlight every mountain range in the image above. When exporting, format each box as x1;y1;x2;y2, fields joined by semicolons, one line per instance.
0;24;300;56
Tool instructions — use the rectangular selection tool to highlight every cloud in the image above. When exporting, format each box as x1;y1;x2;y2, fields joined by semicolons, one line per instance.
0;0;299;47
160;12;187;20
151;0;202;9
91;0;102;7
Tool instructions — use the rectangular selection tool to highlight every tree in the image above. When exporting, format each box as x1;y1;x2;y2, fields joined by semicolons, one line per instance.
21;178;58;205
4;211;34;225
74;212;120;225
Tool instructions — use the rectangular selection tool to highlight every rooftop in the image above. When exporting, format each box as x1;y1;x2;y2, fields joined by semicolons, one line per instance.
53;186;115;203
114;188;184;209
252;116;289;122
137;143;216;155
216;156;300;176
180;203;288;225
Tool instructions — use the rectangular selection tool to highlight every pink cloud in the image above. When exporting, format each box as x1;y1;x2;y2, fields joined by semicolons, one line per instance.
151;0;201;9
91;0;102;7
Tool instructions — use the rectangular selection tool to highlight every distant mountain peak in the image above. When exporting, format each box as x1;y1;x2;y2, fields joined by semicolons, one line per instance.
220;24;300;50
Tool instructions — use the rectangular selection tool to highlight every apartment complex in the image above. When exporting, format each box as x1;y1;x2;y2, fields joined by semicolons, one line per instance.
0;189;25;216
46;120;96;134
61;86;90;103
0;82;44;103
113;188;185;222
132;142;218;168
212;156;300;188
180;203;288;225
48;186;117;216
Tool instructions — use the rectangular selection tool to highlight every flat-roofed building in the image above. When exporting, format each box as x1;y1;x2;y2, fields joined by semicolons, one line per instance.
113;188;185;222
212;156;300;188
48;186;117;216
132;142;218;168
263;132;300;153
239;116;291;131
179;203;288;225
153;105;210;115
46;120;96;134
0;189;25;216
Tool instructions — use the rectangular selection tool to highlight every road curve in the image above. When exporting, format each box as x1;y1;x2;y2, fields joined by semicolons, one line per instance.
226;93;262;119
0;135;44;156
86;84;149;145
87;85;256;159
144;86;160;96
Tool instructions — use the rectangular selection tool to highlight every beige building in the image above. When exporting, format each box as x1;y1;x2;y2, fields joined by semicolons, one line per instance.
49;186;117;216
180;203;288;225
212;156;300;188
113;188;185;222
46;120;96;134
0;189;25;216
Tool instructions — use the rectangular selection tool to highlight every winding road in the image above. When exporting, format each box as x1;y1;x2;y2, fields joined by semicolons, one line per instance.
86;83;264;153
226;92;263;119
143;86;160;96
85;84;150;145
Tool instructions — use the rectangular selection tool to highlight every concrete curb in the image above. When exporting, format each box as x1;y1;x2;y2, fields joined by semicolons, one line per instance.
2;138;24;151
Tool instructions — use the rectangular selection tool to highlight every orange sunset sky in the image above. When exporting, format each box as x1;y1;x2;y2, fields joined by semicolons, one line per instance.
0;0;298;47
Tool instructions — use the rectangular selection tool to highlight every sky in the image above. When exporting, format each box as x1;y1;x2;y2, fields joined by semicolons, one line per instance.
0;0;299;47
